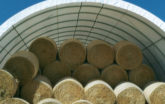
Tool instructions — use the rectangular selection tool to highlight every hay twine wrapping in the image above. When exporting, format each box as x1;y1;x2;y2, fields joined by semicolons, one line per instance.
114;41;143;70
72;100;93;104
37;98;62;104
21;78;53;104
29;37;57;69
144;82;165;104
3;50;39;85
114;82;145;104
129;64;155;88
87;40;114;69
0;98;29;104
84;80;116;104
43;61;71;86
73;64;100;86
101;64;128;88
59;39;86;71
0;69;18;101
53;78;84;104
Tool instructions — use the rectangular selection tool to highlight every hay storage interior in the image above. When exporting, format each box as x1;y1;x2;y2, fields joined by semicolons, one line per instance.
0;0;165;87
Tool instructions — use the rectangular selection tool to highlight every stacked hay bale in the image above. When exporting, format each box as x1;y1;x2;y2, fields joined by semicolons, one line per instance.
0;37;160;104
87;40;114;69
59;39;86;71
114;41;155;88
21;76;52;104
53;78;84;104
101;64;128;88
29;37;58;69
114;41;143;69
129;64;155;88
3;51;39;85
84;80;116;104
73;64;100;86
144;82;165;104
0;69;18;101
114;82;145;104
43;61;71;86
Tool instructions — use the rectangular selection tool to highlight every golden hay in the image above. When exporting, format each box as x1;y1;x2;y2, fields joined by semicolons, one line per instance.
73;64;100;86
4;51;39;85
59;39;86;71
53;78;84;104
101;64;128;88
114;82;145;104
43;61;71;86
87;40;114;69
85;80;116;104
114;41;143;70
29;37;57;69
0;69;18;101
144;82;165;104
21;79;52;104
129;64;155;88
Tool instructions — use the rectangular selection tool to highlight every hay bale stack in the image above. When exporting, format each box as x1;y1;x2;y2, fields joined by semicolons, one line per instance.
73;64;100;86
29;37;57;69
21;78;52;104
114;41;143;70
72;100;93;104
35;75;52;86
53;78;84;104
4;50;39;85
37;98;62;104
43;61;71;86
84;80;116;104
144;82;165;104
0;98;29;104
129;64;155;88
101;64;128;88
87;40;114;69
0;69;18;101
59;39;86;71
114;82;145;104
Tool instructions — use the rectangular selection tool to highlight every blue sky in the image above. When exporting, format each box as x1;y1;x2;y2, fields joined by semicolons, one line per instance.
0;0;165;25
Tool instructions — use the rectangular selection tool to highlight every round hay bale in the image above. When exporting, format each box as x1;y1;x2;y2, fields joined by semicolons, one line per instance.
29;37;57;69
43;61;71;86
35;75;52;86
4;50;39;85
101;64;128;88
72;100;93;104
129;64;155;88
73;64;100;86
37;98;62;104
84;80;116;104
114;41;143;70
87;40;114;69
53;78;84;104
59;39;86;71
144;82;165;104
21;79;52;104
0;69;18;101
114;82;145;104
0;98;29;104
